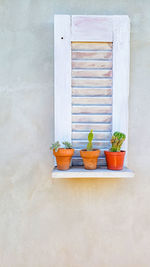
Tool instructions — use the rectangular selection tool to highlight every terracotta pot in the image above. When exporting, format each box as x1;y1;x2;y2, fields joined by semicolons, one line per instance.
80;149;100;170
53;148;74;170
104;150;126;170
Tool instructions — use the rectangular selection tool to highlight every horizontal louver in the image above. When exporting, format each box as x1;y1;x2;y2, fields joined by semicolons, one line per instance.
71;42;113;166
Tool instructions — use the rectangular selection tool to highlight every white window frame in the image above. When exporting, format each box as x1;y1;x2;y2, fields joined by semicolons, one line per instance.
54;15;130;166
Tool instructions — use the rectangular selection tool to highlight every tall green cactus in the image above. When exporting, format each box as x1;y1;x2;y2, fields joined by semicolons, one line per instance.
110;131;126;152
87;130;93;151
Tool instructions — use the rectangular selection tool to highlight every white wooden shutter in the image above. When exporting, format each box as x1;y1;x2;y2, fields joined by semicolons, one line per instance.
54;15;130;167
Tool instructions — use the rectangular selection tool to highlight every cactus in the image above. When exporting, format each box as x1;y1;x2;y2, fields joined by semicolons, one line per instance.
87;130;94;151
110;131;126;152
50;141;60;152
62;141;72;149
50;141;72;151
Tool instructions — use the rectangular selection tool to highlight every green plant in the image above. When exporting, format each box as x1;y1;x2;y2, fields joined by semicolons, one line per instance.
62;141;72;149
87;130;93;151
50;141;60;152
110;132;126;152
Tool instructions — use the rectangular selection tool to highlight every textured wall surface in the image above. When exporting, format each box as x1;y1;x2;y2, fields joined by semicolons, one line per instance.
0;0;150;266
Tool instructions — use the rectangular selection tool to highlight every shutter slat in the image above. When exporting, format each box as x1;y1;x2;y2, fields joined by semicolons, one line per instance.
72;60;112;69
72;69;112;78
72;96;112;105
72;51;112;60
72;114;112;123
72;42;112;51
72;78;112;87
72;140;110;148
72;123;112;132
72;88;112;96
72;105;112;114
72;132;112;140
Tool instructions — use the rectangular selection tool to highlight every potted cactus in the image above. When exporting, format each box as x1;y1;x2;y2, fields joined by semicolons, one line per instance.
104;131;126;170
80;130;100;170
50;141;74;170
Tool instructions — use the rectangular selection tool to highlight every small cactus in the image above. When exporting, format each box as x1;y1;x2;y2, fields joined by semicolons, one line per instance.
110;131;126;152
62;141;72;149
50;141;73;151
87;130;93;151
50;141;60;152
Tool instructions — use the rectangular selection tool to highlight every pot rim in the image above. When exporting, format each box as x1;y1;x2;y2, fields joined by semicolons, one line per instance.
80;149;100;158
53;148;74;157
54;148;74;150
104;150;126;155
80;149;100;152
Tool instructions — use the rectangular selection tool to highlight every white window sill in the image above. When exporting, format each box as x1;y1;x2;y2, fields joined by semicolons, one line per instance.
52;166;135;179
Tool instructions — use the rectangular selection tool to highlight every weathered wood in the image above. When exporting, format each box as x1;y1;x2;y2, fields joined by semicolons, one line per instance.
72;140;110;148
72;96;112;105
112;16;130;165
72;51;112;60
71;42;112;51
72;123;112;132
72;78;112;87
72;60;112;69
54;15;130;168
72;16;113;42
72;114;112;123
72;88;112;96
72;105;112;114
72;69;112;78
54;15;71;145
72;39;112;168
72;131;112;140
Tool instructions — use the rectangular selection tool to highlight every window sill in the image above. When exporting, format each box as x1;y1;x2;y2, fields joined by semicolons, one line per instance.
52;166;135;179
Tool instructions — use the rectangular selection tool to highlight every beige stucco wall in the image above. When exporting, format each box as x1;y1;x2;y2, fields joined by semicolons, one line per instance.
0;0;150;266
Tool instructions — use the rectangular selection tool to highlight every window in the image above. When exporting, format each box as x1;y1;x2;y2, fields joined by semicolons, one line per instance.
54;15;130;171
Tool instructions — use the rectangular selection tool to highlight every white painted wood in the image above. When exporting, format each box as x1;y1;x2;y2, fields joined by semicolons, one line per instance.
52;167;135;179
72;69;112;78
72;140;110;149
72;88;112;96
72;123;112;132
54;15;71;143
72;96;112;105
72;60;112;69
71;16;113;42
72;40;112;165
54;15;130;170
72;131;111;140
72;78;112;87
72;114;112;123
72;51;112;60
72;105;112;114
112;16;130;166
72;42;112;50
